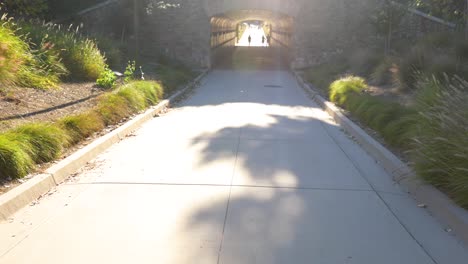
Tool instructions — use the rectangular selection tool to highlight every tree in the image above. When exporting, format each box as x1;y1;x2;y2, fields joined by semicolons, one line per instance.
371;0;406;54
1;0;48;17
408;0;466;23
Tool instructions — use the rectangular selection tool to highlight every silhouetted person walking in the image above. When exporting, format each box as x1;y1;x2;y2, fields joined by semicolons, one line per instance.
262;36;265;46
248;35;252;46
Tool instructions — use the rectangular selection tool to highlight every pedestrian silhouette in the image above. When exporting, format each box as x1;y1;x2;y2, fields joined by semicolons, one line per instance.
262;36;265;46
248;35;252;46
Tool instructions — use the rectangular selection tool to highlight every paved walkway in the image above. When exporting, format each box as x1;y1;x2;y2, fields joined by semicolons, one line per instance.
0;71;467;263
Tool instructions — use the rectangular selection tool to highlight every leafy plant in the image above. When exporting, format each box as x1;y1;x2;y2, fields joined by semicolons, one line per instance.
96;67;117;89
1;0;48;17
124;61;136;83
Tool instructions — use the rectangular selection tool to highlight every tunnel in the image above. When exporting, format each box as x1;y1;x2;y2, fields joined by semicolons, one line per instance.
208;9;294;70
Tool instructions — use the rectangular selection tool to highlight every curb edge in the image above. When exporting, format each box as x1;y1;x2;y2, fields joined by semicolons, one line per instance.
293;71;468;244
0;70;209;221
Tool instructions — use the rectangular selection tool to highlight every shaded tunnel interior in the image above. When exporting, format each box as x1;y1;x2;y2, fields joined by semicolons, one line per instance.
210;10;293;70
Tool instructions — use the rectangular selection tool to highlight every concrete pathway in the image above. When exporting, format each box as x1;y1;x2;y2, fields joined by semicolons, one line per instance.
0;70;467;263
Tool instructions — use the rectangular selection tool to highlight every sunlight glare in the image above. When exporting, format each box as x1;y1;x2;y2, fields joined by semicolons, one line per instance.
236;23;269;47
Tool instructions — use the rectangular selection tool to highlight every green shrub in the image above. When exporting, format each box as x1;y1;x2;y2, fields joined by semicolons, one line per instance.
96;67;117;89
124;61;136;83
329;76;368;106
0;135;34;180
13;123;69;163
59;111;105;144
329;76;417;149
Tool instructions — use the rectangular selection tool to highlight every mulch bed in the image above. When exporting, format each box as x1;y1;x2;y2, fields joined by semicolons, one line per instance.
0;83;105;132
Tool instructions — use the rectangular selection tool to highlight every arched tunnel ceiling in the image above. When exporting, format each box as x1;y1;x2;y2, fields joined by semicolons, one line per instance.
210;9;294;30
219;10;291;25
203;0;301;18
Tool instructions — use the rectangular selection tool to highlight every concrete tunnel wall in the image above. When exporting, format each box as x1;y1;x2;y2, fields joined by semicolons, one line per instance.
138;0;301;68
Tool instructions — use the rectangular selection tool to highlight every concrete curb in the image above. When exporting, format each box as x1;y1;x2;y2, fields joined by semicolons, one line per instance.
293;71;468;244
0;70;209;221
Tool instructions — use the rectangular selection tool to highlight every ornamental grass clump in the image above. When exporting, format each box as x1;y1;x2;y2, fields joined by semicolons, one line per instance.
59;111;105;144
18;22;107;81
12;123;69;163
0;16;28;86
329;76;367;106
0;134;34;180
412;76;468;208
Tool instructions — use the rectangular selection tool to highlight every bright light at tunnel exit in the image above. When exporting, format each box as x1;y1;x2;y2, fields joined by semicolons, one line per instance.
236;24;269;47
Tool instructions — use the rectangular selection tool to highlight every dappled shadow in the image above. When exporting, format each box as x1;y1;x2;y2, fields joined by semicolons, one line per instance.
173;107;433;263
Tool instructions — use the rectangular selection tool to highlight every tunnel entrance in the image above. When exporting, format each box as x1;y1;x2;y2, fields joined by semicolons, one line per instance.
210;10;293;70
236;21;269;47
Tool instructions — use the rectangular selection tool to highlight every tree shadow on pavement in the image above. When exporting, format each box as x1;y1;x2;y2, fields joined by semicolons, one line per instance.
170;109;432;264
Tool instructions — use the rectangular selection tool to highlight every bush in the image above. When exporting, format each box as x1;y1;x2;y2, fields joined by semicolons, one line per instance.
329;76;417;149
412;76;468;208
96;67;117;89
59;111;105;144
124;61;136;83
